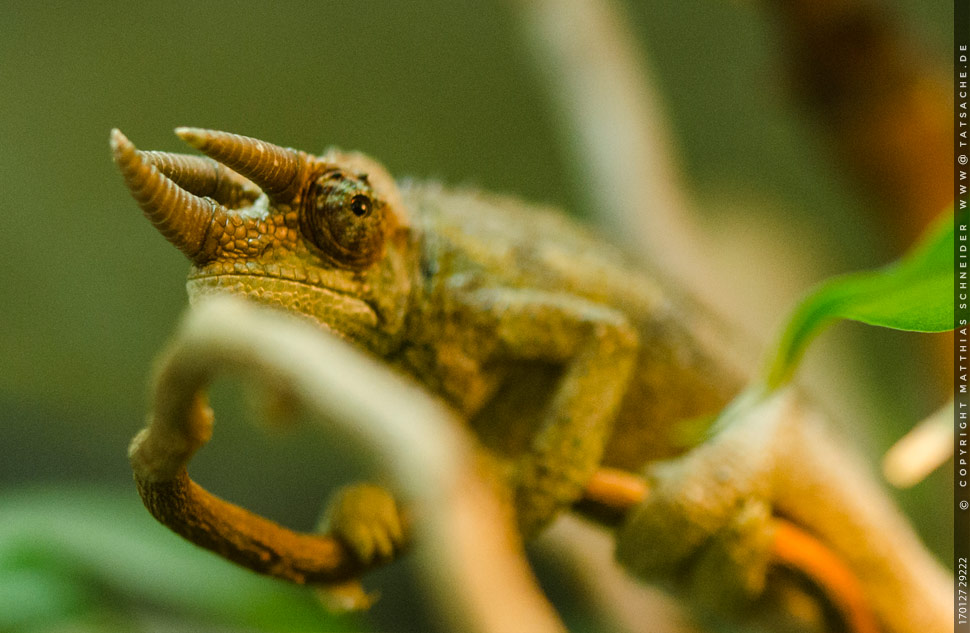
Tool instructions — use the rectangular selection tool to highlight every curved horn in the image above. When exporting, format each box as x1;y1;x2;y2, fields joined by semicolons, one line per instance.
140;151;261;207
111;129;225;264
175;127;309;203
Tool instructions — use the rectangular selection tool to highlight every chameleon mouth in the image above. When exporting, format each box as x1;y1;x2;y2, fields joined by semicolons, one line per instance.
186;273;380;333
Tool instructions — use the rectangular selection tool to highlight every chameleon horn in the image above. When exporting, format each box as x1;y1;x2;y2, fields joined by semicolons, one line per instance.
175;127;309;204
111;129;225;264
140;150;261;207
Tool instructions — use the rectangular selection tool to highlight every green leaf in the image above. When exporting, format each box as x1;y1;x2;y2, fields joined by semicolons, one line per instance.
762;209;956;390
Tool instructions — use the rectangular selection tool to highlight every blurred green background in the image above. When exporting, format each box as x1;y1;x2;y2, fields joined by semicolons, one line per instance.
0;1;952;631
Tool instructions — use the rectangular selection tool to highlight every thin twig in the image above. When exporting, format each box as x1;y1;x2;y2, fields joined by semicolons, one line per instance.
883;401;953;488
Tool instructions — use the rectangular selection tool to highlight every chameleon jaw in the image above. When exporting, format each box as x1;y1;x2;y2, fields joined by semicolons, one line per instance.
186;274;380;343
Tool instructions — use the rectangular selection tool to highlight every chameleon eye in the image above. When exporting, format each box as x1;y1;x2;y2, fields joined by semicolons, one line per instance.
301;173;386;269
350;194;372;218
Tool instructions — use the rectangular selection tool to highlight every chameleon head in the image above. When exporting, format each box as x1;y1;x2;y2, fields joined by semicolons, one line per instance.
110;128;415;350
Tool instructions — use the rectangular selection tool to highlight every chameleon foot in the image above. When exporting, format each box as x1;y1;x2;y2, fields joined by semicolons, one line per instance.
685;497;775;614
614;394;787;615
322;483;407;564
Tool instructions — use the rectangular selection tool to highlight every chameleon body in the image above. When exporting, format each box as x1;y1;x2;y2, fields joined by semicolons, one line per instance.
112;127;744;554
113;129;957;633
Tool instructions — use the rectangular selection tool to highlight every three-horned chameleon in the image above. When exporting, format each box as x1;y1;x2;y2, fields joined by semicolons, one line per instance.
112;126;751;574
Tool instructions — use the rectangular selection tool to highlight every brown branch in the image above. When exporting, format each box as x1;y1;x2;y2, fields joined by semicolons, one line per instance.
580;467;881;633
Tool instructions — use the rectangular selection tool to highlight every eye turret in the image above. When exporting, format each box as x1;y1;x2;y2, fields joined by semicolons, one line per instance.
302;171;386;269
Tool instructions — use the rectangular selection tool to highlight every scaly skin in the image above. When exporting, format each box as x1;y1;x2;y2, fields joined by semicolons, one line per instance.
112;127;746;554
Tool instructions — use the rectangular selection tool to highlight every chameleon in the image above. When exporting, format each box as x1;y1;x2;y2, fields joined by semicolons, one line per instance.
111;128;953;633
110;126;746;555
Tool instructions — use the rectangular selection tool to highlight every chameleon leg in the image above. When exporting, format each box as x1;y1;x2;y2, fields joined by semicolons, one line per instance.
457;288;639;535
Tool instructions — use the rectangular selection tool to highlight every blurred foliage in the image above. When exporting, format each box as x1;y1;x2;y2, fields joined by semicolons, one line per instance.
0;487;362;633
0;1;951;631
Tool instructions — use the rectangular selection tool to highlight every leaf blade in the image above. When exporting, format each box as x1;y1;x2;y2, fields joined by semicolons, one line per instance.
762;209;955;390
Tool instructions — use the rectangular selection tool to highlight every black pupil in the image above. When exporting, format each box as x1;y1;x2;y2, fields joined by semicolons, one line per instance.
350;194;371;217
